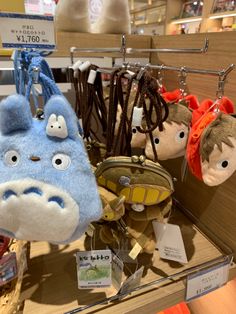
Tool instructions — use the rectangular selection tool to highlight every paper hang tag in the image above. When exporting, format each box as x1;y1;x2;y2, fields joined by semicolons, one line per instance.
112;253;124;291
119;266;144;298
152;221;188;264
186;260;230;302
0;252;18;286
76;250;112;289
87;69;97;85
132;107;143;127
85;224;95;238
129;242;142;260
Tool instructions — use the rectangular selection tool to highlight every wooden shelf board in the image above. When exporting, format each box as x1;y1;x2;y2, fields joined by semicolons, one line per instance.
20;209;227;314
209;11;236;18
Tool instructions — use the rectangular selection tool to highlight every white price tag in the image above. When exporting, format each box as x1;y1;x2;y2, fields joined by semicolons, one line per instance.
76;250;112;289
119;266;144;297
0;13;56;50
186;260;230;302
152;221;188;264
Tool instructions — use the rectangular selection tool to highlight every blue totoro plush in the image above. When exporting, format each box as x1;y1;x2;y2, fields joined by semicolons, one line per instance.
0;94;102;244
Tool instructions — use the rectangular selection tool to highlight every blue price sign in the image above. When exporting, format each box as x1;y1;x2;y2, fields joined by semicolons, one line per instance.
0;13;56;50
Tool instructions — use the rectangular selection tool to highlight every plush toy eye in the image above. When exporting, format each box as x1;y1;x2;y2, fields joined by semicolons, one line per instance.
4;150;20;166
132;127;137;134
175;130;186;142
217;160;229;170
52;154;71;170
154;137;160;145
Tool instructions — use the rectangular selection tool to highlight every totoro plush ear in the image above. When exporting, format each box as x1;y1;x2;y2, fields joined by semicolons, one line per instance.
44;95;79;140
0;94;32;135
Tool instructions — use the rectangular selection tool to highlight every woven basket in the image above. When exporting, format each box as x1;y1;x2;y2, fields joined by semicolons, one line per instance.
0;240;28;314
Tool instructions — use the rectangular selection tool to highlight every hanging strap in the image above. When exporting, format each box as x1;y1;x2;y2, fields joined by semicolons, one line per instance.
25;56;62;110
106;69;120;157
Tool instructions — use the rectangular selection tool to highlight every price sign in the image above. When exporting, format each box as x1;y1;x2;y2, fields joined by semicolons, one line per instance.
0;13;56;50
186;260;230;302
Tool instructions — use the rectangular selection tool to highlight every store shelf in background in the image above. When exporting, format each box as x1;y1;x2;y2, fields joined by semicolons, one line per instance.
20;209;235;314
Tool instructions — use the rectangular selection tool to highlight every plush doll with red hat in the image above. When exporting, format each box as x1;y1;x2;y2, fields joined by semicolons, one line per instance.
145;90;199;161
200;113;236;186
187;97;235;185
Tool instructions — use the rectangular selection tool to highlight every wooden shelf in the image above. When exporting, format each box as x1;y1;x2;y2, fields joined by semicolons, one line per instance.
171;16;203;25
209;11;236;19
20;209;233;314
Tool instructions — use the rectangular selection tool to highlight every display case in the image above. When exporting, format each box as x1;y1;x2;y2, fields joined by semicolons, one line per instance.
10;31;236;314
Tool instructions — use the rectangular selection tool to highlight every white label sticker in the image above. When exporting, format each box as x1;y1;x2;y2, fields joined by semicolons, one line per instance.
112;253;124;291
132;107;143;127
76;250;112;289
0;13;56;50
186;260;230;302
119;266;144;298
153;221;188;264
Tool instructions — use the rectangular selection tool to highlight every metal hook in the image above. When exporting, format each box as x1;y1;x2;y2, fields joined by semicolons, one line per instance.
157;64;164;91
121;34;126;64
202;38;209;53
216;64;235;100
179;67;187;98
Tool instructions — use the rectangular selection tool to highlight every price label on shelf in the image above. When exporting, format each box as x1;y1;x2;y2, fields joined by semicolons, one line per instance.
0;13;56;50
186;260;230;302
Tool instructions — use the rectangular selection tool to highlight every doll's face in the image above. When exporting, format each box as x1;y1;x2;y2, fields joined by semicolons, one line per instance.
131;127;146;149
201;137;236;186
145;122;189;160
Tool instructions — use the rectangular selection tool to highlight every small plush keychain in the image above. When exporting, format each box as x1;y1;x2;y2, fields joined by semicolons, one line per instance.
0;95;102;244
145;89;199;161
187;97;235;185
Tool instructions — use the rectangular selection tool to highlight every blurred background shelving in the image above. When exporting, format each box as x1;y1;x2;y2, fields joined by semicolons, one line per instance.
128;0;236;35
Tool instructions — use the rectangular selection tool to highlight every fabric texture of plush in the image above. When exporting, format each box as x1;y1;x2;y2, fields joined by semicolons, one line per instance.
55;0;131;34
0;94;102;243
92;0;131;34
55;0;91;32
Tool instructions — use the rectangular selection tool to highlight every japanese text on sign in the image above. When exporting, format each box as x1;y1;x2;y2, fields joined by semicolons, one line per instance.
186;260;230;301
0;13;56;50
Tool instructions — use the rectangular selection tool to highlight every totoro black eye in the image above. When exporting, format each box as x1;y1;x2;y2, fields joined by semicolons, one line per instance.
11;156;17;162
55;159;62;165
154;138;160;144
132;128;137;134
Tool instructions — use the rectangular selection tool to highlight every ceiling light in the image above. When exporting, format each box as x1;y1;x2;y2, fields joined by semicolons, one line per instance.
172;17;202;24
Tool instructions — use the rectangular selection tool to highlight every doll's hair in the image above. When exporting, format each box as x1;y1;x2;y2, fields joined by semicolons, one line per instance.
150;103;191;128
200;113;236;162
166;103;192;126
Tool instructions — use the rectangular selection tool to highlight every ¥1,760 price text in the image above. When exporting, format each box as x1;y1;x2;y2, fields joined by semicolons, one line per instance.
16;35;48;44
